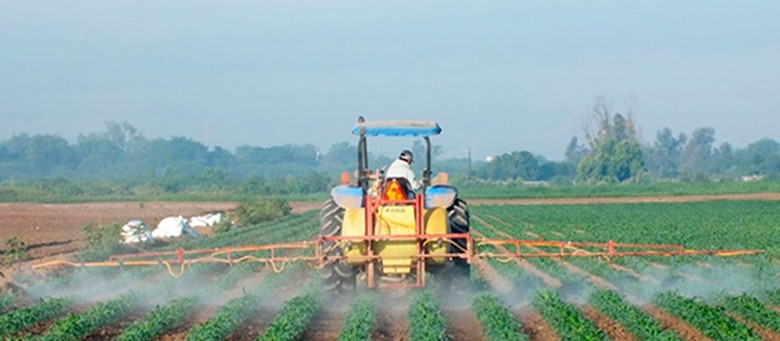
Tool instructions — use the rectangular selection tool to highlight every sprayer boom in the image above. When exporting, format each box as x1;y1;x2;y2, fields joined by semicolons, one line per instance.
32;234;763;282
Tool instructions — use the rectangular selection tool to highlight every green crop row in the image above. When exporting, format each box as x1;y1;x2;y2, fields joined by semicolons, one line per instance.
187;293;259;341
186;263;302;341
719;294;780;333
408;289;449;341
338;292;378;341
116;296;196;341
768;288;780;306
0;296;73;338
532;290;607;341
257;287;322;341
589;289;679;341
0;292;15;312
653;292;759;340
471;292;527;341
34;293;135;341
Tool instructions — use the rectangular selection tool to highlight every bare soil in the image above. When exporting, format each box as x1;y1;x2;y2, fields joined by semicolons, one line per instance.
0;201;320;262
582;305;639;341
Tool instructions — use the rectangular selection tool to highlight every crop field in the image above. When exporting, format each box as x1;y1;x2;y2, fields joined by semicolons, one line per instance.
2;200;780;340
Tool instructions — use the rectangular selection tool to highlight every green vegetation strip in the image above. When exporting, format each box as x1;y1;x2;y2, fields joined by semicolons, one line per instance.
34;293;135;341
532;290;608;341
589;289;679;341
187;293;259;341
768;288;780;306
653;292;759;341
720;294;780;333
338;293;378;341
116;296;197;341
471;293;528;341
408;289;449;341
0;292;15;312
0;297;73;338
257;288;322;341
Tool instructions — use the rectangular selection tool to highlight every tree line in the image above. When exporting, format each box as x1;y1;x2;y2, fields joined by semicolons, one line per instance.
476;97;779;184
1;113;778;198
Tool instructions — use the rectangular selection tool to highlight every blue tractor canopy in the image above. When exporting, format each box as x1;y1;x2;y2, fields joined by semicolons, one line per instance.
352;118;441;191
352;120;442;137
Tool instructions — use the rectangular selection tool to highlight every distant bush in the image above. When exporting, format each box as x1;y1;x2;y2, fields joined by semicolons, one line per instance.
1;237;29;267
81;223;132;261
235;198;291;226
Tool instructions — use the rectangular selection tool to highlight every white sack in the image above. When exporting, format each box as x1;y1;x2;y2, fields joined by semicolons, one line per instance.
189;213;223;228
152;216;201;239
121;220;154;244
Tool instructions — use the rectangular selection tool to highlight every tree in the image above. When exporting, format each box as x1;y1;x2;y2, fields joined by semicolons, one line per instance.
322;142;356;171
680;127;716;178
564;136;588;165
576;97;644;183
480;151;541;181
647;127;686;179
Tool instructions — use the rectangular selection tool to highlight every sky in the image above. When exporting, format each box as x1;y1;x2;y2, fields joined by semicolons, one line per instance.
1;1;778;161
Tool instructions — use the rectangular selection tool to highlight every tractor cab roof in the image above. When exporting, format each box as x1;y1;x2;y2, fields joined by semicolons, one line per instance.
352;120;442;137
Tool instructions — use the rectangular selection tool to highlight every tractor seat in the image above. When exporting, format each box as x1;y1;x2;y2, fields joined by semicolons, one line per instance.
383;178;415;201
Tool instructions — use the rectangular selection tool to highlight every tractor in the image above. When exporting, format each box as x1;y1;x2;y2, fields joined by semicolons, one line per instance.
320;118;470;291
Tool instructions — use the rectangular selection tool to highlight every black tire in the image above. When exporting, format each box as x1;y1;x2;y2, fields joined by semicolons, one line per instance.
320;199;356;292
431;198;471;293
447;198;470;258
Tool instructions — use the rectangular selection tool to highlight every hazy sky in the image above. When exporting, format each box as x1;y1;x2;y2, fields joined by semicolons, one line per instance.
1;1;778;160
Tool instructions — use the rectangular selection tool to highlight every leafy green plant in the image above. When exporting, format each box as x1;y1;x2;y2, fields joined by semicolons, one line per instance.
187;294;259;341
654;292;759;341
235;198;291;226
0;292;15;312
719;294;780;333
408;289;449;341
338;293;378;341
257;289;322;341
0;297;73;337
2;236;30;266
36;293;135;341
471;292;528;341
533;290;607;341
589;289;679;340
81;222;132;261
116;296;196;341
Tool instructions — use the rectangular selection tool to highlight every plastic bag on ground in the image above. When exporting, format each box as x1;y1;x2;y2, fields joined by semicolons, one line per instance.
152;216;200;239
121;220;155;244
189;213;223;228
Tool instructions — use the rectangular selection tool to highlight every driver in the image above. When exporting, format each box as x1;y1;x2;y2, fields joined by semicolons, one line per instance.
385;150;422;191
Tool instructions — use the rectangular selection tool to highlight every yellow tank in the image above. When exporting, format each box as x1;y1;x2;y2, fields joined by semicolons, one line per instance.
341;205;448;274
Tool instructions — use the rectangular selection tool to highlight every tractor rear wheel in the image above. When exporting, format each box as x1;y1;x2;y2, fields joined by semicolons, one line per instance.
447;198;470;259
320;199;356;292
431;198;471;292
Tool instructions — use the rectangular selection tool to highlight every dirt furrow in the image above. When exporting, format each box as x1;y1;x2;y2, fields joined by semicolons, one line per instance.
727;312;780;341
372;308;409;341
445;307;486;341
515;309;558;341
581;305;639;341
297;307;346;341
644;306;711;341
